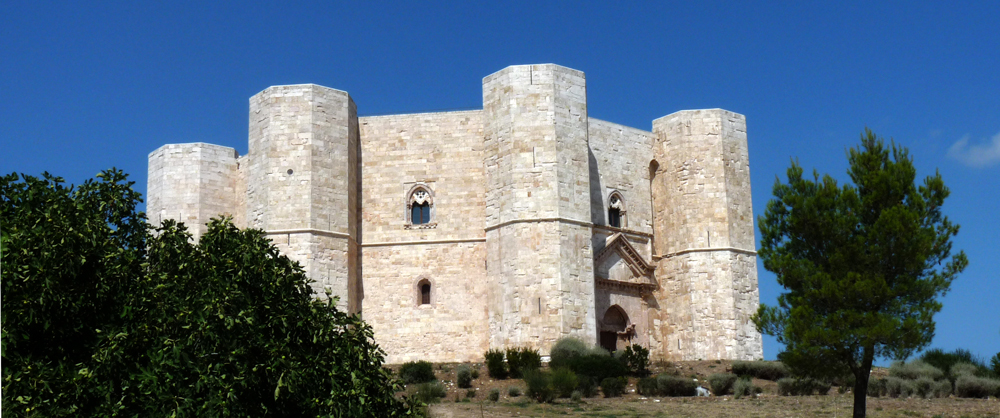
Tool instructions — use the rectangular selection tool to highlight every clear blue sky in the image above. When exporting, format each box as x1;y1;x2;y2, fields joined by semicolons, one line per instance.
3;1;998;365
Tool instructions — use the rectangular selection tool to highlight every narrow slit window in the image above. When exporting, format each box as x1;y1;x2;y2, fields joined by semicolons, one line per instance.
420;283;431;304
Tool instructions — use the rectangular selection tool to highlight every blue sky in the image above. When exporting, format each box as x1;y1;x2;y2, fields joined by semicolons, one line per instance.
3;1;998;365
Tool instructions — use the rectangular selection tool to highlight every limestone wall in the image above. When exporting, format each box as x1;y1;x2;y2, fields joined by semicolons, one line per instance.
586;118;655;235
483;64;597;353
246;85;359;309
357;110;488;362
147;142;238;241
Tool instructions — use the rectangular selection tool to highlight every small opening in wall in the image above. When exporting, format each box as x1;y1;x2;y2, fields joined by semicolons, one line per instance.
287;169;293;175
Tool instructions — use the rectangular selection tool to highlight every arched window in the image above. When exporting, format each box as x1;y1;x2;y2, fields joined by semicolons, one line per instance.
416;278;432;305
608;192;626;228
406;185;436;228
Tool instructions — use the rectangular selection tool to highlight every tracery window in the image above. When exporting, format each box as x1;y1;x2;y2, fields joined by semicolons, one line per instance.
405;185;436;229
608;192;625;228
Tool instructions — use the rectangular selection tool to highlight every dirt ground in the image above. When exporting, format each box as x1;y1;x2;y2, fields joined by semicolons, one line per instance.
395;361;1000;418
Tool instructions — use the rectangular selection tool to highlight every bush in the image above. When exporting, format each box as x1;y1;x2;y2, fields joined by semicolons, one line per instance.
507;386;521;397
465;389;477;399
570;390;583;403
563;353;629;383
708;373;738;395
656;374;698;397
991;352;1000;376
885;377;914;398
399;360;436;384
954;375;1000;398
600;377;626;397
731;360;787;381
932;379;952;398
867;378;887;397
951;362;980;378
457;365;473;388
576;376;599;398
637;377;659;396
411;382;447;404
551;368;579;398
921;348;987;376
549;337;591;369
471;368;480;379
619;344;650;376
523;370;555;403
733;377;760;399
507;347;541;378
777;377;831;396
913;377;934;398
487;389;500;402
889;360;945;381
485;349;508;379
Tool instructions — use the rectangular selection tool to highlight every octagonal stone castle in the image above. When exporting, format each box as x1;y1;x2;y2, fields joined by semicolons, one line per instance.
147;64;763;363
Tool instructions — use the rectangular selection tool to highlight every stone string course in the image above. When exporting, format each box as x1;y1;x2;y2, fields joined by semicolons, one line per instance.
147;64;763;363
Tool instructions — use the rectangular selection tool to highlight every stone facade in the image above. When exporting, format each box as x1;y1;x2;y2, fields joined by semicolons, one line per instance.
147;64;763;363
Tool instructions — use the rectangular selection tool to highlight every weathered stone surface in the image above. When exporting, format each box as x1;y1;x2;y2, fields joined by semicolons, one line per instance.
146;64;763;364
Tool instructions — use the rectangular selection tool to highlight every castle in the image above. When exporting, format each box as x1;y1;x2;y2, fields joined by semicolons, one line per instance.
147;64;763;364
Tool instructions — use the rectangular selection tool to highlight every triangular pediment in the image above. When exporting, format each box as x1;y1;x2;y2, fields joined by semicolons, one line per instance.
594;233;656;293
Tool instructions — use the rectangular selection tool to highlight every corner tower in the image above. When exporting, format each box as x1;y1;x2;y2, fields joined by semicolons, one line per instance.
147;143;239;241
246;85;361;312
649;109;763;360
483;64;596;353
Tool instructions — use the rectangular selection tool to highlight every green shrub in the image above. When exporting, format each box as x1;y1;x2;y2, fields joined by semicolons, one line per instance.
570;390;583;403
485;349;508;379
921;348;989;377
885;377;914;398
867;378;887;397
991;352;1000;376
954;375;1000;398
411;382;447;403
457;365;473;388
488;388;500;402
637;377;659;396
913;377;934;398
523;370;555;403
471;368;480;379
600;377;626;397
400;360;436;384
619;344;650;376
932;379;952;398
507;385;521;397
549;337;590;369
576;376;599;398
656;374;697;397
708;373;737;395
507;347;541;378
564;353;629;383
465;389;477;399
777;377;831;396
951;362;980;378
733;377;760;399
551;368;579;398
731;361;788;381
889;360;945;381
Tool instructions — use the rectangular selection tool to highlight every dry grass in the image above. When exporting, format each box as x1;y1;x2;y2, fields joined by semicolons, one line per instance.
398;361;1000;418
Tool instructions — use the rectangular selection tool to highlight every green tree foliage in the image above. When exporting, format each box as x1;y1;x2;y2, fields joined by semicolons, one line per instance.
1;170;413;417
753;131;967;418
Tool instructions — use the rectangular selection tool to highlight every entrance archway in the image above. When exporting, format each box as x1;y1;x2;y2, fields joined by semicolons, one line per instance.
599;305;629;352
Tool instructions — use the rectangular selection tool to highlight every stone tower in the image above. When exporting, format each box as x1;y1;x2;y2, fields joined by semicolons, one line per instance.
483;64;597;350
245;85;361;312
649;110;763;360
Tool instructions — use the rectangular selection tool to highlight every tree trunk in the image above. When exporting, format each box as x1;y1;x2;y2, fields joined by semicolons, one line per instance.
852;348;875;418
